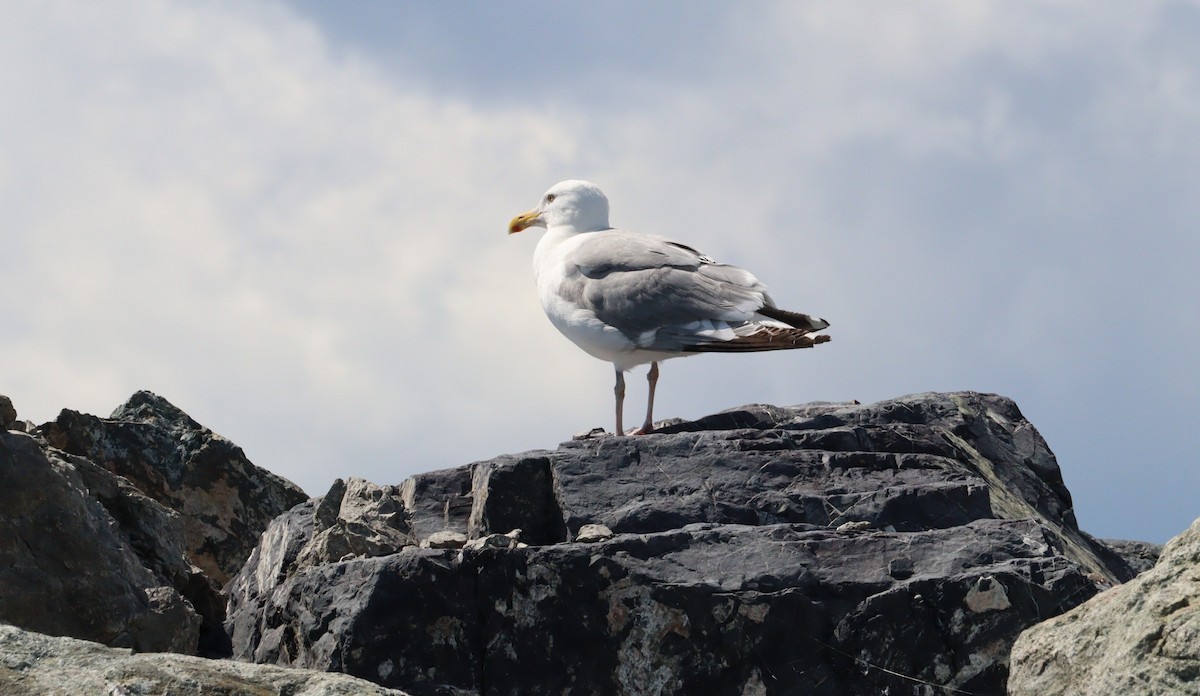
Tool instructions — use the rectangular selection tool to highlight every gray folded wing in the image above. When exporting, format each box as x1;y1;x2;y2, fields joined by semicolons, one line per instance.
558;230;779;351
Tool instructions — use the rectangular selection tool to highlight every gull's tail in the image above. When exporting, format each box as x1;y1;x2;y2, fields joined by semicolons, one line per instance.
684;306;831;353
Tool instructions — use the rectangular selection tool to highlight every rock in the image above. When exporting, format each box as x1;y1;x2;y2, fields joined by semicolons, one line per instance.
466;455;566;545
571;426;606;440
421;531;467;549
836;520;873;532
65;436;230;657
224;500;318;643
0;395;16;429
0;429;201;653
0;624;411;696
1009;516;1200;695
1101;537;1163;575
463;533;526;551
296;477;415;566
227;391;1137;695
399;465;473;542
575;523;614;543
38;390;308;585
887;557;914;579
398;456;568;548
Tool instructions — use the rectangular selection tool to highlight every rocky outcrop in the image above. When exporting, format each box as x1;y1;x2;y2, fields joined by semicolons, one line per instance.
0;428;203;653
1;392;306;657
0;624;410;696
227;391;1135;695
3;389;1160;693
0;395;16;430
39;390;308;585
1100;537;1163;575
1009;517;1200;694
298;477;416;567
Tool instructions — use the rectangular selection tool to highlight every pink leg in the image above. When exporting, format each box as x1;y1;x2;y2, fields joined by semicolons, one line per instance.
630;361;659;435
613;367;626;436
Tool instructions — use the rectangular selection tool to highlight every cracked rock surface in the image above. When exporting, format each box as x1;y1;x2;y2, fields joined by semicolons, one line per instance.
1;391;306;657
0;624;410;696
40;390;308;587
1009;516;1200;694
226;391;1136;695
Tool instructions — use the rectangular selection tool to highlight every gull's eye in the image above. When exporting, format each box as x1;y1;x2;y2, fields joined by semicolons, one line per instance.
546;194;556;203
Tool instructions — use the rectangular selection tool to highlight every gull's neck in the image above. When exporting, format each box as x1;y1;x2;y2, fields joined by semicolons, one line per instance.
548;221;609;235
533;225;601;277
535;226;581;259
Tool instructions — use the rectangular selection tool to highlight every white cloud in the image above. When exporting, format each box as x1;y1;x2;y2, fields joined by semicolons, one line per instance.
0;0;585;482
2;0;1197;541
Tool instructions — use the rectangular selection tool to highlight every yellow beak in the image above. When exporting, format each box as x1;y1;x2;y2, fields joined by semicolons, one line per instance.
508;210;542;234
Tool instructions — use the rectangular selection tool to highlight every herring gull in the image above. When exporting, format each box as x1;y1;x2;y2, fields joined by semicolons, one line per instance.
509;180;830;436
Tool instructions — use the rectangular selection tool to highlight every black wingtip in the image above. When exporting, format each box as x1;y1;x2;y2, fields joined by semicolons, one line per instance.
757;305;830;331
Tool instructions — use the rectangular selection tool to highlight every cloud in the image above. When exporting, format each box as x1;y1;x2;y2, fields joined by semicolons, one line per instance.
0;1;584;480
2;1;1197;541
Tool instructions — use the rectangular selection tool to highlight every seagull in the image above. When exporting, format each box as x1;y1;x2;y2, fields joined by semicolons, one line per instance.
509;180;830;436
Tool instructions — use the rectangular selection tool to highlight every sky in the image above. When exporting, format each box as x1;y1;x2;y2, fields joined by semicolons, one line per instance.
1;1;1197;543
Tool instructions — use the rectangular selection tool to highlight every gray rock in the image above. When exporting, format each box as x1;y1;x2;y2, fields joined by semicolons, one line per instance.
229;517;1100;695
575;523;614;542
467;455;566;545
297;477;415;567
1101;537;1163;575
0;430;200;653
400;455;568;548
836;520;873;532
38;390;308;585
0;624;411;696
64;438;229;655
225;500;318;633
462;533;526;551
421;531;467;549
227;391;1138;695
0;395;16;429
1009;516;1200;695
399;465;473;542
